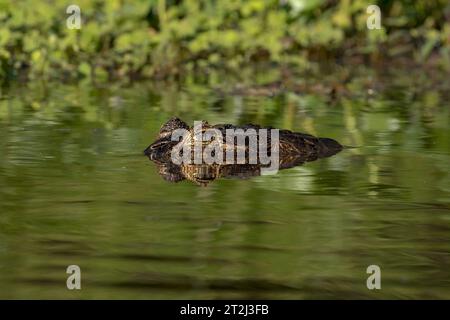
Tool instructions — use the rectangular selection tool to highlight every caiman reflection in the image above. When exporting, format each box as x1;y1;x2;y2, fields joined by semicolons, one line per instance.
144;117;343;186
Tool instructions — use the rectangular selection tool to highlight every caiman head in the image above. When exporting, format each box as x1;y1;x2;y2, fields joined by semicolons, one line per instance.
144;117;344;186
143;117;189;162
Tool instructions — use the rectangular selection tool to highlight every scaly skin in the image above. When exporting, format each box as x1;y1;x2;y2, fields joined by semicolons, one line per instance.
144;117;343;186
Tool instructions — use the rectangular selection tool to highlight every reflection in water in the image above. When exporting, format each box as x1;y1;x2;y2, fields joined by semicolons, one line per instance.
0;69;449;299
151;157;344;187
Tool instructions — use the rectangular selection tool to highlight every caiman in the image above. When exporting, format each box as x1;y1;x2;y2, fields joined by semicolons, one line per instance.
144;117;343;186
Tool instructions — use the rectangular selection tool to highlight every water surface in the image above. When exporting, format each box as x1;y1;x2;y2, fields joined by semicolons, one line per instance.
0;71;449;299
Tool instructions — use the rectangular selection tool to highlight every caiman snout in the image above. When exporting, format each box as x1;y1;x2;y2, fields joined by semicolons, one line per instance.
144;137;177;162
317;137;343;157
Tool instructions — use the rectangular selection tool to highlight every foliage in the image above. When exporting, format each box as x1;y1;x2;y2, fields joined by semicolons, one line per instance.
0;0;449;81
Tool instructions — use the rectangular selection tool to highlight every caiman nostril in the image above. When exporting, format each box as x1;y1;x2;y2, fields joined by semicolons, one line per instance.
144;139;169;156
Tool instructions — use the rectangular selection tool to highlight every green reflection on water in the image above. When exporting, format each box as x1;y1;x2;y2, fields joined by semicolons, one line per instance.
0;72;449;299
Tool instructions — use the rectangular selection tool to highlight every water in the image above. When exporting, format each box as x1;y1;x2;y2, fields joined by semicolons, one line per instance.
0;70;449;299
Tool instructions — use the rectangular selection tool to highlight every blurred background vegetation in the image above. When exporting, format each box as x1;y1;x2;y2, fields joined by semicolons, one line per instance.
0;0;449;83
0;1;449;300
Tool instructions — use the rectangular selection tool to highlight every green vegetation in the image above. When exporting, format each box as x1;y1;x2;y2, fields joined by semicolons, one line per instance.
0;0;449;82
0;0;449;301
